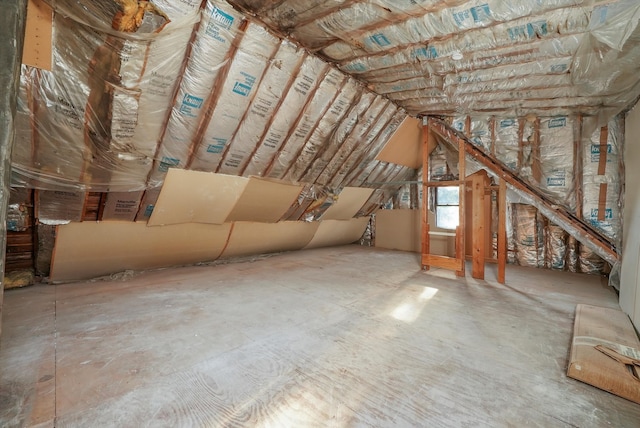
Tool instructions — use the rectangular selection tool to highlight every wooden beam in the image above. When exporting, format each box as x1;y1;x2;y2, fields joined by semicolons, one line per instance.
422;254;464;272
428;118;618;263
574;114;583;220
457;135;466;277
532;117;542;183
497;179;507;284
472;174;485;279
421;123;430;270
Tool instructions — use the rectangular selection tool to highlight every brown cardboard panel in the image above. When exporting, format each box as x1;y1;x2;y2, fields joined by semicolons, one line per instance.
568;304;640;405
51;222;231;282
305;218;370;249
221;221;319;259
23;0;52;70
376;209;421;252
322;187;374;220
375;117;423;169
148;170;249;226
376;209;455;256
102;191;144;222
226;177;303;223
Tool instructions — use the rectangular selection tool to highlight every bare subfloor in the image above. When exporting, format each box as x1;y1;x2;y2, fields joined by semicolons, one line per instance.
1;246;639;427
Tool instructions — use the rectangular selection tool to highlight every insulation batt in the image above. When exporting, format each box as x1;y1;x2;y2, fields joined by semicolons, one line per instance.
330;106;401;189
150;0;244;187
218;40;303;175
190;23;279;172
581;115;623;246
285;79;361;182
452;116;491;152
302;92;377;184
539;116;575;210
243;56;328;177
267;68;347;179
315;97;390;186
514;203;541;268
494;118;519;171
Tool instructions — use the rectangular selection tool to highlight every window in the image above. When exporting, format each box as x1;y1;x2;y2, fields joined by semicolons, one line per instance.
435;186;459;230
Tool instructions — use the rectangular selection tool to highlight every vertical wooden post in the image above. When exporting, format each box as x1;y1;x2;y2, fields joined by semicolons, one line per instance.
421;122;430;270
471;174;485;279
490;116;496;157
532;117;542;183
497;178;507;284
574;114;583;220
456;135;466;277
597;125;609;221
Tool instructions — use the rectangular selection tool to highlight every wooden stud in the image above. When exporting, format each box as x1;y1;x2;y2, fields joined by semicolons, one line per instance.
517;118;525;170
490;116;496;157
421;123;430;270
532;117;542;183
422;254;464;271
497;178;507;284
574;114;583;220
597;125;609;221
471;173;485;280
457;135;466;277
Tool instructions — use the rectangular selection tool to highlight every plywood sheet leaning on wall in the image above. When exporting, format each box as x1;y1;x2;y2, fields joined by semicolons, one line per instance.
148;169;249;226
305;217;370;250
225;177;303;223
321;187;374;220
375;116;424;169
221;221;319;259
50;222;232;282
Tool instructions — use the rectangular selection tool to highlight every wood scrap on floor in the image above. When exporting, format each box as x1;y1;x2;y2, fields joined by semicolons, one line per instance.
568;304;640;404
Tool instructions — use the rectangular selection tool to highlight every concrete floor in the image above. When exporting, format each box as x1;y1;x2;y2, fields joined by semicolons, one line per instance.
1;245;639;427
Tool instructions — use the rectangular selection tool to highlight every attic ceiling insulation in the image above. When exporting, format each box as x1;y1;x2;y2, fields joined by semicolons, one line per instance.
9;0;640;276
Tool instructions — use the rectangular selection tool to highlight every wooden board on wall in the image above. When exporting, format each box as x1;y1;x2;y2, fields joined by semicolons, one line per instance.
221;221;319;259
148;170;248;226
226;177;303;223
568;304;640;405
23;0;52;70
375;117;423;169
305;218;370;249
50;222;232;282
322;187;374;221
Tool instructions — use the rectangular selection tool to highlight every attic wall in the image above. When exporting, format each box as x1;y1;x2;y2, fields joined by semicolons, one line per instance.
621;103;640;330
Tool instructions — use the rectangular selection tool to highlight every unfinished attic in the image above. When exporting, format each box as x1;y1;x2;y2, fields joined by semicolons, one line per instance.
2;0;640;424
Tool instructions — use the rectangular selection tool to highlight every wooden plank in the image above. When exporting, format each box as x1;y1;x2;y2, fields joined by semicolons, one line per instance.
532;118;542;183
574;115;583;220
426;180;463;186
568;304;640;405
422;254;463;271
472;174;485;280
598;184;608;222
457;135;466;277
497;179;507;284
422;124;430;269
23;0;52;70
376;117;423;169
598;126;609;176
429;119;618;263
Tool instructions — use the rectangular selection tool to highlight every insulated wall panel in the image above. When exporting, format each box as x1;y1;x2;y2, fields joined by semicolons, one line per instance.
148;169;248;226
50;221;231;282
221;221;319;258
304;217;370;249
321;187;374;220
225;177;303;223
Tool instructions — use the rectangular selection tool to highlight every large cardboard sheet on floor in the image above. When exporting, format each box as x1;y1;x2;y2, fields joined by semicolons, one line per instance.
221;221;319;259
375;117;424;169
226;177;303;223
321;187;374;221
568;304;640;405
148;170;248;226
51;222;231;282
375;209;421;253
305;218;370;249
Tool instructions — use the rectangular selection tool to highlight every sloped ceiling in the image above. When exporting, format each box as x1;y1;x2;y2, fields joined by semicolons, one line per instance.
12;0;640;215
228;0;640;118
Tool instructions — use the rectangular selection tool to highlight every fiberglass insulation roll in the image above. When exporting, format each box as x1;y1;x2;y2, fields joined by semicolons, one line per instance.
539;116;575;210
